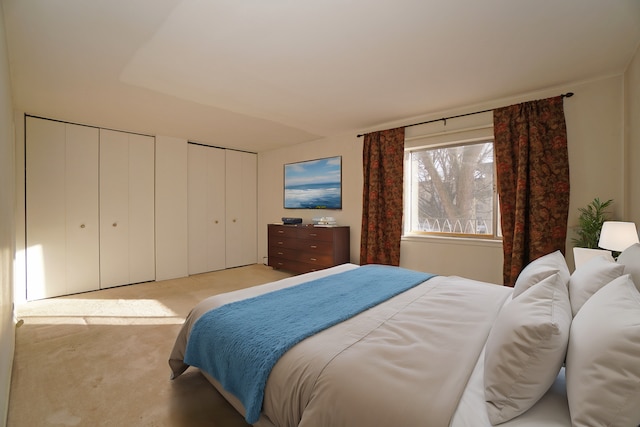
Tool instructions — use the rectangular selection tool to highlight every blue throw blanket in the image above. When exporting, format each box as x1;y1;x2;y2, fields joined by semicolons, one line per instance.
184;264;435;423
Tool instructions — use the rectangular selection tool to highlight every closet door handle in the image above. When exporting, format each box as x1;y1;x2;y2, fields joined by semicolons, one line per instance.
80;224;86;229
112;222;118;227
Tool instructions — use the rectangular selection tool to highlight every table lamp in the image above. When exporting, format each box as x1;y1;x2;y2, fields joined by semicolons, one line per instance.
598;221;640;253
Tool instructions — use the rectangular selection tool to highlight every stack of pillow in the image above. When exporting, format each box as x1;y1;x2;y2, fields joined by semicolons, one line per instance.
483;244;640;426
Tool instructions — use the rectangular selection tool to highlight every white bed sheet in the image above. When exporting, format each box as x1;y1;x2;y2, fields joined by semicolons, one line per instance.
451;341;570;427
171;263;572;427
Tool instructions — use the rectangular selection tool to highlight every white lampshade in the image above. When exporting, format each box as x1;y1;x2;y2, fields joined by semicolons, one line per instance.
598;221;640;252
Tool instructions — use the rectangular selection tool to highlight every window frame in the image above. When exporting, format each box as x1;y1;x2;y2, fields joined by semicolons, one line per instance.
403;129;501;241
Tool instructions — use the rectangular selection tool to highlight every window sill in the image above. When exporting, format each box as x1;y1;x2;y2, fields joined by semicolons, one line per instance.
401;233;503;248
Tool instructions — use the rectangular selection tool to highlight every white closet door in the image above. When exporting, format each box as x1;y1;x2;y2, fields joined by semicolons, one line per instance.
65;124;100;294
26;117;99;300
206;148;226;271
188;145;208;274
26;117;67;299
100;129;130;288
225;150;257;268
128;134;155;284
188;144;225;274
100;129;155;288
239;151;257;266
225;150;243;268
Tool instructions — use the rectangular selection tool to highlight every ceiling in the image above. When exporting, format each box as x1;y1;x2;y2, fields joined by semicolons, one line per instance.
2;0;640;153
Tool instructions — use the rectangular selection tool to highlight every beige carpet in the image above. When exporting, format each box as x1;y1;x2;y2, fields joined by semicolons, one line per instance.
8;264;292;427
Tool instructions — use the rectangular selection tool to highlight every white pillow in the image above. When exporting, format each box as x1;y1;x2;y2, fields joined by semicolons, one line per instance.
617;243;640;290
484;273;572;425
566;274;640;427
568;255;624;316
512;250;570;298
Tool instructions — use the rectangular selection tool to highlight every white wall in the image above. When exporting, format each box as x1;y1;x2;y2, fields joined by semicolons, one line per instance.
0;3;15;425
258;75;627;282
625;44;640;225
258;134;364;265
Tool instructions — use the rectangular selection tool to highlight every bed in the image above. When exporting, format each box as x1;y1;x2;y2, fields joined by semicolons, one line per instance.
169;245;640;427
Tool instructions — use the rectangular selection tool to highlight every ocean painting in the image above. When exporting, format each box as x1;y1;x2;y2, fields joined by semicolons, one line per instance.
284;156;342;209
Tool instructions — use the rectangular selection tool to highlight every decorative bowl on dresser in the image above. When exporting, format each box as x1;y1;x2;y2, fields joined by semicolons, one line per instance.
268;224;350;274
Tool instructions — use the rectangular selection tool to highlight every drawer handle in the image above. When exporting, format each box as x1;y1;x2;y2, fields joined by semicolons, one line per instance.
310;245;317;249
277;252;284;255
277;241;284;245
278;230;284;234
277;262;284;266
310;258;317;261
309;233;317;237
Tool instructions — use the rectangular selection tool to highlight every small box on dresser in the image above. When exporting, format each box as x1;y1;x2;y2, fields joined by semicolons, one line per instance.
268;224;350;274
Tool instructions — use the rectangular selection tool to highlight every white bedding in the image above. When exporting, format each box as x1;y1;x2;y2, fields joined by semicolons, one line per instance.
170;264;572;427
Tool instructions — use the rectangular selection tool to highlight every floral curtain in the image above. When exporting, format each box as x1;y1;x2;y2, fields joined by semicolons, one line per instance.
360;127;405;266
493;96;570;286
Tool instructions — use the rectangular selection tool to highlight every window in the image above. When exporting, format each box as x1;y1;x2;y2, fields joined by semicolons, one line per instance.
404;139;500;239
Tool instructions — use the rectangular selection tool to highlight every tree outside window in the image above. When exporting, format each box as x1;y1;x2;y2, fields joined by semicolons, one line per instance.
405;141;498;238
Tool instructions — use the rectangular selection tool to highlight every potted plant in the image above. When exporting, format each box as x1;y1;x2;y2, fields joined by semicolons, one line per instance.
572;197;614;268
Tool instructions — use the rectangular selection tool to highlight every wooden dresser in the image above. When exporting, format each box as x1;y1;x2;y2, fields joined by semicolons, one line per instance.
268;224;350;274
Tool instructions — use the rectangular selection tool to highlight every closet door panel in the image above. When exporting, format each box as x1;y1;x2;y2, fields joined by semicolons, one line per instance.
188;144;209;274
225;150;257;268
128;134;155;283
240;152;257;266
188;145;226;274
26;118;67;299
225;150;243;268
26;117;100;299
206;148;226;271
99;129;130;288
65;124;100;294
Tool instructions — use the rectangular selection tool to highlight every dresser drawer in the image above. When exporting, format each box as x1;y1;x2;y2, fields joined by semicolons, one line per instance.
294;251;334;267
297;227;334;241
269;242;332;265
268;257;321;274
268;225;299;239
268;246;299;260
270;237;299;248
293;239;333;253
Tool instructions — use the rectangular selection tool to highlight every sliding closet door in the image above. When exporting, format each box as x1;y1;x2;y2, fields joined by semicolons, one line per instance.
225;150;257;268
65;125;101;294
26;117;99;300
100;129;155;288
188;144;226;274
100;130;130;288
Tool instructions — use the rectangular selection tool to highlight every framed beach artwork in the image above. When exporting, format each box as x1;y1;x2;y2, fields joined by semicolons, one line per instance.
284;156;342;209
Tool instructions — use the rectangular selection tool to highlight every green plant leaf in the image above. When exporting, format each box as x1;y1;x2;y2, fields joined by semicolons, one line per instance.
571;197;613;248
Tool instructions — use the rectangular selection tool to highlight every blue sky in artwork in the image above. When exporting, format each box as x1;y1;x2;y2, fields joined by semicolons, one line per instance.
285;157;341;187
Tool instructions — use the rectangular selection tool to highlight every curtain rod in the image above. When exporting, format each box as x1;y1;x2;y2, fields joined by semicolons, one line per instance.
356;92;574;138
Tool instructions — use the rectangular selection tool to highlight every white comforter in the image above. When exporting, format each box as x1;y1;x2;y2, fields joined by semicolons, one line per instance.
170;264;571;427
